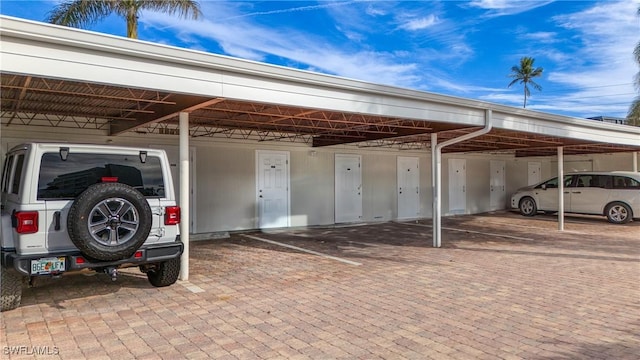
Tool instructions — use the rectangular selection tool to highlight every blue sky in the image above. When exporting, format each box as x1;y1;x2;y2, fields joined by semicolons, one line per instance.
1;0;639;119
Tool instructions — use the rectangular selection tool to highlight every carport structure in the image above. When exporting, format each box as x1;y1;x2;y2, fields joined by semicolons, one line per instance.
2;16;640;278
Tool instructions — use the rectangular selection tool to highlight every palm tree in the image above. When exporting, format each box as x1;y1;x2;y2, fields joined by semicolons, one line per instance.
47;0;202;39
508;57;544;108
627;7;640;126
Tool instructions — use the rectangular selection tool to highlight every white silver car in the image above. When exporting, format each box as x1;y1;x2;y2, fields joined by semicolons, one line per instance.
511;171;640;224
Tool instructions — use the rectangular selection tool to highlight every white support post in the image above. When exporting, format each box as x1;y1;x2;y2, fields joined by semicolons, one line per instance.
557;146;564;231
431;133;440;248
179;112;190;281
633;152;638;172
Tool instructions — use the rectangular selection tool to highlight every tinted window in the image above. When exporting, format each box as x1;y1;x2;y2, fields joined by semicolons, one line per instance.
612;176;640;189
38;153;165;199
1;155;12;193
538;175;572;189
538;177;558;188
575;174;611;188
590;175;610;188
11;155;24;194
575;175;591;187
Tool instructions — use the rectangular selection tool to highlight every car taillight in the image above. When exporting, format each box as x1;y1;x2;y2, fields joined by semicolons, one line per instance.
165;206;180;225
15;211;38;234
101;176;118;183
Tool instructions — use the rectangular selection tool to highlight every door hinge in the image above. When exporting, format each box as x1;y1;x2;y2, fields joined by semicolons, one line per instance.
150;227;166;237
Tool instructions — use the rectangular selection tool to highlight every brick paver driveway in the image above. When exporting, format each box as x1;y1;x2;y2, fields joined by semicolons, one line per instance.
1;212;639;359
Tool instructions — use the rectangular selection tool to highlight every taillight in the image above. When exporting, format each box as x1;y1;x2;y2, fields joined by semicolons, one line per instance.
15;211;38;234
165;206;181;225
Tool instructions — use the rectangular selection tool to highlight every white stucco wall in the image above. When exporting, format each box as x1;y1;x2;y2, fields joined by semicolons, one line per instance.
2;123;637;234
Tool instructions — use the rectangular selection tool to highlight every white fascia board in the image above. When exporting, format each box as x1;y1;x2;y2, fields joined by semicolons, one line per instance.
1;16;639;145
219;74;486;125
494;111;640;147
1;36;225;97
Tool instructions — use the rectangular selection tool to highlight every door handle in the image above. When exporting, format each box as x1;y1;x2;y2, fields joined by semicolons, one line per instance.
572;191;581;194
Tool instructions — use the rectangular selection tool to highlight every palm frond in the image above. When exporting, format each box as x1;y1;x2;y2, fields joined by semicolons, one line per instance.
507;57;543;108
627;98;640;126
139;0;202;19
47;0;115;28
46;0;202;38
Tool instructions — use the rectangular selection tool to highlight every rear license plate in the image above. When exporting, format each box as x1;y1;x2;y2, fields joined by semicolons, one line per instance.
31;257;66;275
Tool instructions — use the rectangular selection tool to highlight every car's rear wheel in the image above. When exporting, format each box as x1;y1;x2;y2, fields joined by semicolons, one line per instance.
146;258;180;287
68;183;152;261
605;202;632;224
519;197;537;217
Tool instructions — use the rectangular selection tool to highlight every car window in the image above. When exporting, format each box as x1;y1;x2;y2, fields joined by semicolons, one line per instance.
37;152;165;199
589;175;610;188
576;174;609;188
539;177;558;188
565;176;573;187
575;175;591;187
2;155;14;194
539;175;573;189
612;176;640;189
11;155;25;194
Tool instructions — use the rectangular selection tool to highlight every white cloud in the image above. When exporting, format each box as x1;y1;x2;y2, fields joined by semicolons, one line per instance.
140;4;423;87
544;0;640;117
521;31;558;44
399;15;440;31
365;4;387;17
468;0;554;16
219;1;355;21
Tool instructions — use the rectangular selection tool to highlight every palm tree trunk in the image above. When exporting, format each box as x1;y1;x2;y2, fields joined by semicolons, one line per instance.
523;87;527;108
127;9;138;39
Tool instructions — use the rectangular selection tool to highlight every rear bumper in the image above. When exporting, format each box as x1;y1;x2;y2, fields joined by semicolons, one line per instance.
1;239;183;277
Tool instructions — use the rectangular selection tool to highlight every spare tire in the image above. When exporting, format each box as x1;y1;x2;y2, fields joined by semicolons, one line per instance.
67;182;152;261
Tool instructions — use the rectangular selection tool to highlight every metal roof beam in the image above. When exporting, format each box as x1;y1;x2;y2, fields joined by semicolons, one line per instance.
109;96;222;135
312;128;432;147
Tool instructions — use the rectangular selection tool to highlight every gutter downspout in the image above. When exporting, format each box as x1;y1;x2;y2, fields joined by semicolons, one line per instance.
431;109;493;248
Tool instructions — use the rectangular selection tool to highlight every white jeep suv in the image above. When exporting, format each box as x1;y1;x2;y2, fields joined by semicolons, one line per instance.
1;143;183;311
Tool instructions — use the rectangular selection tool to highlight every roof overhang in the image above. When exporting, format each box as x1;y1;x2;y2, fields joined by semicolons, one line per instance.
2;16;639;156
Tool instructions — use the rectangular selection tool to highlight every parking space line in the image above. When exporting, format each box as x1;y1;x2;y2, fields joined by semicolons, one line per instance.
399;222;535;241
241;234;362;266
180;281;205;293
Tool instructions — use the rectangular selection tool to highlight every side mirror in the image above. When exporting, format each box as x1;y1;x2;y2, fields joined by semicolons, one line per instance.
541;184;547;190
